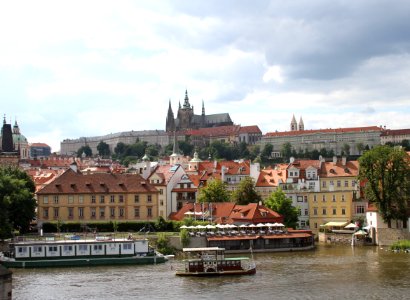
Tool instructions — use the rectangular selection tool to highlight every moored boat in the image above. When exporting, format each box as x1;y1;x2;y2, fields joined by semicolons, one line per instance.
0;235;166;269
175;247;256;277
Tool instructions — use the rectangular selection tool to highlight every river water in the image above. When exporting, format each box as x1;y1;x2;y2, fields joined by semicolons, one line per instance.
10;244;410;300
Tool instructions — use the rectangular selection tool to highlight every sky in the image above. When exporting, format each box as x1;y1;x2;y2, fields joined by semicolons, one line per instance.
1;0;410;152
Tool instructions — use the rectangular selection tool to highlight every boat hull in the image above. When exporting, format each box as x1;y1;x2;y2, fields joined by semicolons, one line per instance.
175;267;256;277
1;255;166;269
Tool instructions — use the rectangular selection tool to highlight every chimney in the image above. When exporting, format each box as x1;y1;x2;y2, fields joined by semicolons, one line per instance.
332;156;337;165
70;162;78;172
342;156;347;166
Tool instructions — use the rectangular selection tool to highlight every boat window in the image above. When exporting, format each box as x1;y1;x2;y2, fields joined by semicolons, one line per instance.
63;245;73;251
18;247;28;253
93;245;103;251
33;246;42;252
79;245;88;251
123;243;132;250
48;246;58;252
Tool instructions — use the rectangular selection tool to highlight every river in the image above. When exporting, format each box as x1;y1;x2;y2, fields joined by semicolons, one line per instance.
10;244;410;300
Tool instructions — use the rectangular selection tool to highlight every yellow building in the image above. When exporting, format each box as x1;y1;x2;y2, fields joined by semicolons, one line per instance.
36;168;159;225
308;158;359;234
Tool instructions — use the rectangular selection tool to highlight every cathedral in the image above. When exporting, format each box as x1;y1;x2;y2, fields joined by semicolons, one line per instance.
166;90;233;132
0;116;29;160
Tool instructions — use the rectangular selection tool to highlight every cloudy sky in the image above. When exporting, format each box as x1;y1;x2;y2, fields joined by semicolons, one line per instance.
1;0;410;152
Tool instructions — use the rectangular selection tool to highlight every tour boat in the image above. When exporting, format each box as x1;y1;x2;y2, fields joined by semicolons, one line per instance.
0;235;166;269
175;247;256;276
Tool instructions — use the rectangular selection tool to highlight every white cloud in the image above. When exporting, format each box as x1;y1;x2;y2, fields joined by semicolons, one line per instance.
263;65;284;83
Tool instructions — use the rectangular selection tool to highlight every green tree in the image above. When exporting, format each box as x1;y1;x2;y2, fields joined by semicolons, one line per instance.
77;145;92;157
0;167;37;238
281;142;292;161
261;143;273;162
358;145;410;227
341;143;350;156
231;177;261;205
178;140;194;156
97;141;111;157
265;188;299;229
114;142;127;156
197;178;231;203
356;142;365;155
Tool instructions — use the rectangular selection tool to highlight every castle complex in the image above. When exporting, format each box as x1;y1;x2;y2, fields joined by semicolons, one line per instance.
165;90;233;132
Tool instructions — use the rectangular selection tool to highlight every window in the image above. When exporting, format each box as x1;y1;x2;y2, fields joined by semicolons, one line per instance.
300;220;306;227
352;180;356;187
337;181;341;187
123;243;132;250
342;208;346;215
53;208;59;218
119;195;124;203
297;196;303;202
304;209;308;216
344;181;349;187
332;208;337;215
18;247;28;254
110;207;115;217
322;181;326;188
159;189;163;195
100;195;105;203
110;195;115;203
147;207;152;217
332;195;336;202
298;209;302;216
322;195;326;202
68;196;74;204
147;195;152;203
314;223;318;229
160;200;164;206
79;195;84;204
48;246;58;252
93;245;103;251
313;195;317;202
63;245;73;252
341;195;345;202
43;208;49;218
79;245;88;251
187;183;191;188
43;196;48;204
134;195;139;203
68;207;74;218
33;246;42;253
313;208;318;215
356;205;365;214
134;207;140;218
119;207;124;217
100;208;105;218
91;195;96;203
330;181;334;186
53;195;59;204
304;196;308;202
78;207;84;218
322;208;327;215
91;208;96;218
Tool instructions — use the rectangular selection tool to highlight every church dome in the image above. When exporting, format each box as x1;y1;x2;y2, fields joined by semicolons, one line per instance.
13;133;28;144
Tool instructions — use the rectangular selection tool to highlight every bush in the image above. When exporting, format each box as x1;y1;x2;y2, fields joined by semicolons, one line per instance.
156;233;176;255
180;229;190;248
390;240;410;251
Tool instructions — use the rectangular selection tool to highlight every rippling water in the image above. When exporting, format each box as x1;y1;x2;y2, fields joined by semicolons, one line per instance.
11;245;410;300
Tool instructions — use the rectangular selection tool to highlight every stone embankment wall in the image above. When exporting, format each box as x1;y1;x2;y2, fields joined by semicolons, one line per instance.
376;228;410;246
0;265;12;300
318;232;365;246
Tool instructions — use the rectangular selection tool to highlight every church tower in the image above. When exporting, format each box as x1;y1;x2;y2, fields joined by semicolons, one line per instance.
166;100;175;132
176;90;194;131
298;116;304;131
290;115;298;131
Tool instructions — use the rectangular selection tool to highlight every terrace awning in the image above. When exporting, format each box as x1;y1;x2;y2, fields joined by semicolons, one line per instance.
323;221;349;227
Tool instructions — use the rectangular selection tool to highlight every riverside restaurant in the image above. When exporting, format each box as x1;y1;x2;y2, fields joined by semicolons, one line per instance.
181;223;315;253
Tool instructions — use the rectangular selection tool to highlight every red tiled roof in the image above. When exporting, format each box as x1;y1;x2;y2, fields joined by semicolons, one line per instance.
30;143;50;147
186;125;241;137
381;129;410;136
37;169;158;194
265;126;382;137
320;160;359;177
239;125;262;134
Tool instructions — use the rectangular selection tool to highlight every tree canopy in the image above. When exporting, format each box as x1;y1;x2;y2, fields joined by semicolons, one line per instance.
231;176;261;205
0;167;37;239
97;141;111;157
197;178;231;203
77;145;92;157
358;145;410;227
265;188;299;229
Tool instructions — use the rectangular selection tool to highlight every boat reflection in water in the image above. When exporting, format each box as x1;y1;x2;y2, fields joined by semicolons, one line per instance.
175;247;256;277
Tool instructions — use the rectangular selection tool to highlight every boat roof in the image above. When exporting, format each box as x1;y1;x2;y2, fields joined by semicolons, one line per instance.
182;247;225;252
10;238;146;246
